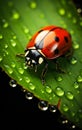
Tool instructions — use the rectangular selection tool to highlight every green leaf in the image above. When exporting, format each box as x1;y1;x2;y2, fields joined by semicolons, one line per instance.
0;0;82;128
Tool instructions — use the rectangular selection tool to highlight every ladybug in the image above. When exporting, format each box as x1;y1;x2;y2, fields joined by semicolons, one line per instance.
25;25;72;84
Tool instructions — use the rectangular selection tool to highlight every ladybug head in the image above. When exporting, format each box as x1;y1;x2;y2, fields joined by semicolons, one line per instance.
25;49;44;69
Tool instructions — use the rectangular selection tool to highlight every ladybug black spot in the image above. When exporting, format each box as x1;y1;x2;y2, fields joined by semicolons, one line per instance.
54;36;59;42
64;36;68;43
54;49;59;54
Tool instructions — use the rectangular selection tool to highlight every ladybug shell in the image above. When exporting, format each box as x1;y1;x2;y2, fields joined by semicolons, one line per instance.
26;25;72;59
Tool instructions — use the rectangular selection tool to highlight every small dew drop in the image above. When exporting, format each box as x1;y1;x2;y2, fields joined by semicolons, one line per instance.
10;39;16;47
0;34;3;39
70;30;74;35
13;35;17;40
67;12;72;18
38;100;48;111
55;87;64;97
30;1;37;9
59;8;65;15
77;8;82;14
29;82;35;90
3;21;9;28
73;82;79;89
4;65;13;74
24;77;30;83
12;12;20;19
18;67;24;74
49;105;57;112
73;42;79;49
57;76;63;82
4;44;8;49
11;62;16;68
62;104;69;112
25;91;33;100
66;91;74;100
77;75;82;83
70;57;77;65
62;119;68;124
9;79;17;87
0;56;3;62
72;18;77;24
45;85;52;94
23;26;29;34
71;125;76;129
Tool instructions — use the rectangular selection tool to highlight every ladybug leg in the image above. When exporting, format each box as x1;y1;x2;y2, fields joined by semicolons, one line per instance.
55;60;66;73
16;53;25;58
64;48;73;60
41;61;48;85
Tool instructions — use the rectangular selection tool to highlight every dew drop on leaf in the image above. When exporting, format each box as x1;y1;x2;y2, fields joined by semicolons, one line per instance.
30;1;37;9
9;79;17;87
49;105;57;112
0;56;3;62
11;62;16;68
12;11;20;19
55;87;64;97
38;100;48;111
62;104;69;112
45;85;52;94
4;44;8;49
73;82;79;89
4;64;13;74
57;76;63;82
66;91;74;100
73;42;79;49
25;91;34;100
18;67;24;74
77;75;82;83
10;39;16;47
70;57;77;65
59;8;65;15
0;34;3;39
29;82;35;90
24;76;30;83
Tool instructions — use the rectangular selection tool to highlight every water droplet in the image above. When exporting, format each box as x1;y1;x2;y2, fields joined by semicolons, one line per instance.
9;79;17;87
4;50;9;55
80;21;82;26
25;91;33;100
62;119;68;124
55;87;64;97
70;30;74;35
18;67;24;74
45;85;52;94
4;44;8;49
11;62;16;68
73;42;79;49
38;100;48;111
59;8;65;15
71;125;76;129
77;8;82;14
13;35;17;40
30;1;37;9
66;91;74;100
62;104;69;112
73;82;79;89
72;18;77;24
49;105;57;112
4;64;13;74
77;75;82;82
3;21;9;28
24;77;30;83
0;56;3;62
29;82;35;90
0;34;3;39
10;39;16;47
70;57;77;65
12;12;20;19
67;12;72;18
57;76;63;82
23;26;29;34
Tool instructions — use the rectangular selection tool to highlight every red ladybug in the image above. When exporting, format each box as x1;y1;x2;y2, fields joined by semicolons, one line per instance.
25;25;72;84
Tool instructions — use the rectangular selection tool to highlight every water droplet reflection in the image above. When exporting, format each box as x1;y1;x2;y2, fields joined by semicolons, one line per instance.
38;100;48;111
9;79;17;87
